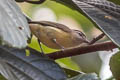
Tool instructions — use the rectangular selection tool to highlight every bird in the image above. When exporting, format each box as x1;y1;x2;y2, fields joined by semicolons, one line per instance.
29;21;89;50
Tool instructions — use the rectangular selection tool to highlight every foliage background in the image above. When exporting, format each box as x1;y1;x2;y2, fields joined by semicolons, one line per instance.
20;0;96;71
0;0;107;80
18;0;103;79
0;0;120;80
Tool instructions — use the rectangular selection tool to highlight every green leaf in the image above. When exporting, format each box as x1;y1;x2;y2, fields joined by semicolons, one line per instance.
68;73;99;80
108;0;120;5
0;46;67;80
53;0;120;47
63;68;82;78
0;74;6;80
110;52;120;80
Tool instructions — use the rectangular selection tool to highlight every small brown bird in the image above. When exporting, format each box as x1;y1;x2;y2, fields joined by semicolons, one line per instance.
29;21;89;50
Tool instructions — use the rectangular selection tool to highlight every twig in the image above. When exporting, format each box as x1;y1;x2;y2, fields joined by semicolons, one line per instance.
47;41;118;60
25;0;46;4
15;0;46;4
89;33;105;45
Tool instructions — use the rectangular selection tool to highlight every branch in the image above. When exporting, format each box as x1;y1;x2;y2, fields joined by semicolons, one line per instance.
15;0;46;4
88;33;105;45
47;41;118;60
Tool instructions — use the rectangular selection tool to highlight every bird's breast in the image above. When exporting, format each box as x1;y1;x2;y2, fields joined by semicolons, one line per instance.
38;27;82;49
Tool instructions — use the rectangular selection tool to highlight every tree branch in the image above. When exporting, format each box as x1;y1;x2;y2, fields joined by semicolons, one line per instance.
47;41;118;60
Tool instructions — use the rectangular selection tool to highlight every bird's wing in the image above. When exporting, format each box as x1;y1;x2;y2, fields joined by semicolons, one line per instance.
29;21;72;33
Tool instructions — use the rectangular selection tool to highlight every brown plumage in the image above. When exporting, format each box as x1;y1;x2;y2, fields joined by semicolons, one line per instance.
29;21;89;49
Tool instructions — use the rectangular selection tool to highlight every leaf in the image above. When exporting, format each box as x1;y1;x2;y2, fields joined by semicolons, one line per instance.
68;73;99;80
53;0;120;47
0;0;31;48
110;52;120;80
63;68;82;78
0;74;6;80
108;0;120;5
0;46;67;80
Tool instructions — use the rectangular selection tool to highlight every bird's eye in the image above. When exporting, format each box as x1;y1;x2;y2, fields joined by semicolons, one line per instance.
78;32;83;36
73;30;86;38
78;32;86;38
